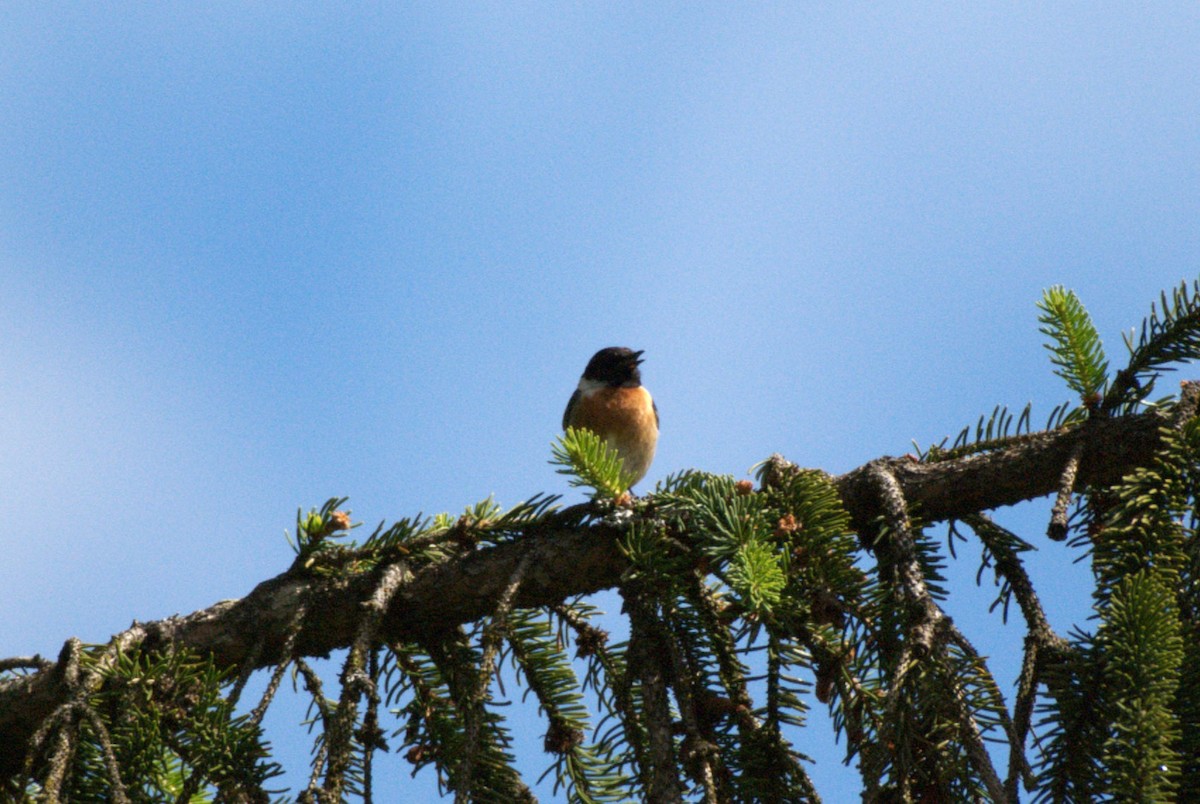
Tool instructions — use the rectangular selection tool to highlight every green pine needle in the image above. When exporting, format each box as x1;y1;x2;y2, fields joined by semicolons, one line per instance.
728;540;787;614
1106;277;1200;412
1099;570;1184;800
551;427;638;498
1038;286;1110;403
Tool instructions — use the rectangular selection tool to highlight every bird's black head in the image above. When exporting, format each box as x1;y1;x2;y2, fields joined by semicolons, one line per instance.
582;346;645;387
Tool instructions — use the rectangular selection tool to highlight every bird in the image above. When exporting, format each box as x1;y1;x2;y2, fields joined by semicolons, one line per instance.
562;346;659;488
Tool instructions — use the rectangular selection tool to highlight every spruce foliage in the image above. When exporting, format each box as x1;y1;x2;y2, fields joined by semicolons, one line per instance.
1038;285;1110;406
6;276;1200;801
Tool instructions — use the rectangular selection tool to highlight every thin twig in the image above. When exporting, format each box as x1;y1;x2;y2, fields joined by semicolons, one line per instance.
962;513;1067;797
458;552;534;804
249;600;311;727
866;463;1009;803
0;656;53;674
660;608;721;803
937;621;1009;803
77;705;130;804
623;588;684;804
1047;441;1084;541
551;602;651;789
41;720;76;803
324;562;411;800
293;657;332;797
361;647;383;804
1008;636;1041;799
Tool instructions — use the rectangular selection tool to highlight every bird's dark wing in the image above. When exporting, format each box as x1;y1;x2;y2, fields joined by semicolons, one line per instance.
653;398;659;429
562;388;581;430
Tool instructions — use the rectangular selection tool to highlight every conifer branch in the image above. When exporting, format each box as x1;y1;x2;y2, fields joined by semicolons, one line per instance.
459;553;531;803
864;463;1009;801
2;396;1193;785
660;625;720;804
325;561;411;800
681;578;759;737
361;647;383;804
832;386;1197;538
0;658;53;674
623;589;685;803
1105;278;1200;413
961;513;1063;798
77;706;129;804
7;283;1200;801
551;601;650;800
42;718;75;802
961;515;1057;641
294;657;333;799
939;622;1012;803
248;601;308;727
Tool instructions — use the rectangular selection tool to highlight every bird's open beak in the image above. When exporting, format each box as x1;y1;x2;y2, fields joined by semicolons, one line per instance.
631;350;645;365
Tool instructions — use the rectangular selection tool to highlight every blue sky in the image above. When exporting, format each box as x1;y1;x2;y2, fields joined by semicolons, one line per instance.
2;4;1198;800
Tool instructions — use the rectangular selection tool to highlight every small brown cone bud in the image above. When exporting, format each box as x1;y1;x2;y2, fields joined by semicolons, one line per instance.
774;513;801;539
816;672;835;704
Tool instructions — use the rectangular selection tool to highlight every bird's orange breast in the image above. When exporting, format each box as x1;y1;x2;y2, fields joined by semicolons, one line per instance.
567;386;658;485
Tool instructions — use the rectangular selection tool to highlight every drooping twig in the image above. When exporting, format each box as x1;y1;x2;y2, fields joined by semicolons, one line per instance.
41;720;76;803
176;605;305;804
293;657;333;800
660;607;722;804
77;705;129;804
361;647;384;804
622;588;684;804
962;514;1058;640
961;512;1074;798
866;463;1008;803
458;552;533;804
551;601;651;789
324;562;412;800
20;636;136;804
249;600;311;727
937;620;1011;802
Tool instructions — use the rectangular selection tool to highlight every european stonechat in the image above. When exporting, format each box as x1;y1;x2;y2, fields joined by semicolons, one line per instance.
562;346;659;488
